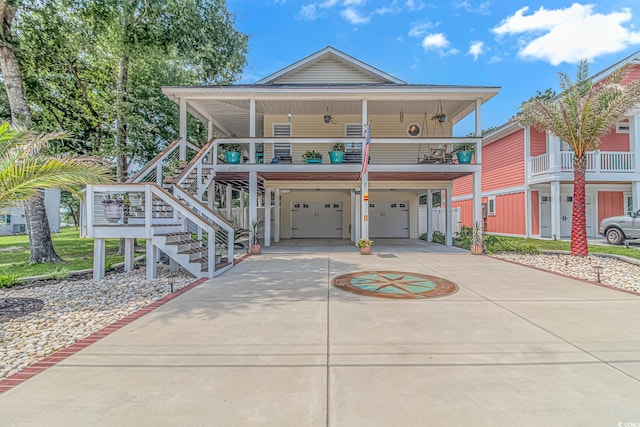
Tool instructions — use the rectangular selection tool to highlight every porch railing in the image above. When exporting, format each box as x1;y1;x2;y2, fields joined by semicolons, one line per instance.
530;151;636;175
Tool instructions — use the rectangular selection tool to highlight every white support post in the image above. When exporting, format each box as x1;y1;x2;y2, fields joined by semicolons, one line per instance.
179;97;187;161
146;240;157;280
156;163;163;186
549;133;561;173
208;118;214;141
632;181;640;212
207;180;216;210
426;189;433;242
472;172;482;227
445;189;453;246
124;238;135;272
226;184;232;220
355;187;361;242
350;190;356;242
360;100;369;242
550;181;561;240
631;113;640;174
93;238;105;281
475;98;482;137
249;99;256;164
264;188;272;246
86;185;94;238
240;190;246;229
274;189;281;243
213;141;219;166
249;171;258;236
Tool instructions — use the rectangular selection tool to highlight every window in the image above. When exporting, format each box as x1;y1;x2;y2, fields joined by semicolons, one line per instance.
345;124;363;159
616;120;630;134
487;196;496;216
629;196;635;214
2;214;10;224
273;123;291;157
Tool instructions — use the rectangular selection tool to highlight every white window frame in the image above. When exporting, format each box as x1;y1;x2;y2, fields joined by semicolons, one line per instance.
487;196;496;216
616;121;630;134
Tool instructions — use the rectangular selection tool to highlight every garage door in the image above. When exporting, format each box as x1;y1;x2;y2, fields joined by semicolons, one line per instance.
291;201;343;238
369;201;410;238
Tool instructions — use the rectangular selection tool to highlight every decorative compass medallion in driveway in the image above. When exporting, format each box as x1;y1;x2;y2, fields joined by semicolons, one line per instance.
331;271;458;299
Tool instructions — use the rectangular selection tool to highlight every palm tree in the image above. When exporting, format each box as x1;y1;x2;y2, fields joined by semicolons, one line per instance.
0;122;112;262
520;60;640;256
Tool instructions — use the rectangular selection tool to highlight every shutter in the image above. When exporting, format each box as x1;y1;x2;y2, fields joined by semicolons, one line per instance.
273;123;291;157
345;123;362;159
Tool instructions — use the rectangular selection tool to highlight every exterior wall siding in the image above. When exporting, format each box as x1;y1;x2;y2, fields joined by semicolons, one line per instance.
453;199;473;228
275;58;383;84
530;128;546;156
599;129;630;151
452;176;472;198
482;129;525;192
598;191;625;225
620;64;640;85
531;191;540;236
486;192;526;235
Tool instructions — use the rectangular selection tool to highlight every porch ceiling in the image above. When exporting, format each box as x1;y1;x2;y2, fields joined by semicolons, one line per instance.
214;170;471;184
165;86;499;137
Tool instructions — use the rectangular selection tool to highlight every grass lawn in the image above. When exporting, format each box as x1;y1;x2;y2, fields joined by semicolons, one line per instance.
492;235;640;260
0;228;130;282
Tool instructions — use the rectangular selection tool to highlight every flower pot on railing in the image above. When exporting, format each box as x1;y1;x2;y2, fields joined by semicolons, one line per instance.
456;151;473;164
103;202;124;223
225;151;241;164
329;151;345;164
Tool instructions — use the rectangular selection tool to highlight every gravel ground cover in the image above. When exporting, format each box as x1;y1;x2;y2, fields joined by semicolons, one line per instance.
0;266;193;380
492;253;640;293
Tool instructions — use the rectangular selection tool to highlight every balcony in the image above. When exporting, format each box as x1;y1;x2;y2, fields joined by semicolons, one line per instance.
530;151;637;176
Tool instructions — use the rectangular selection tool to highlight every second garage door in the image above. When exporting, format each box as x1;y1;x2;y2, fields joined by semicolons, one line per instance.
291;201;343;238
369;201;410;238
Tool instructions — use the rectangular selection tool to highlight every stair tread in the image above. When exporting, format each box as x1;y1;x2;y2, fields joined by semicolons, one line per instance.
178;247;208;255
155;232;191;237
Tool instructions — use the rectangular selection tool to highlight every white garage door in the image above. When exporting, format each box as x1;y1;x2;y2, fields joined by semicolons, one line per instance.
291;201;343;238
369;201;410;238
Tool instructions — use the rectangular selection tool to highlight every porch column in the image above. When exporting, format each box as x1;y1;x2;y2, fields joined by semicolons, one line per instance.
632;181;640;212
550;181;561;240
631;113;640;174
93;238;105;281
249;99;256;163
207;180;216;210
524;126;532;237
475;98;482;137
179;97;187;161
264;188;272;246
354;188;361;242
226;184;232;220
445;189;453;246
249;171;258;236
124;238;135;272
426;189;433;242
239;190;246;229
360;100;369;242
146;239;157;280
549;133;562;173
274;189;281;242
208;118;214;141
472;172;482;226
350;190;356;241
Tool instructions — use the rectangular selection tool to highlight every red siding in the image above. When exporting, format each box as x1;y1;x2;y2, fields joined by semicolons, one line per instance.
530;128;547;156
531;191;539;236
486;192;526;235
620;64;640;85
453;199;473;228
482;129;525;192
452;175;472;197
599;127;630;151
598;192;624;225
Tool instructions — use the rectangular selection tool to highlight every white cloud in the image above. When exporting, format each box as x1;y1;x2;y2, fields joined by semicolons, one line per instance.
421;33;458;54
405;0;425;11
468;40;485;60
341;7;370;24
343;0;364;5
374;1;401;16
455;1;491;15
493;4;640;65
408;20;437;38
296;4;319;21
488;55;503;64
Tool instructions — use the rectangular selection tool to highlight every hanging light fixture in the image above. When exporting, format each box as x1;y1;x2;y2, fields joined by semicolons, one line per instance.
399;109;404;123
324;104;332;124
287;102;292;122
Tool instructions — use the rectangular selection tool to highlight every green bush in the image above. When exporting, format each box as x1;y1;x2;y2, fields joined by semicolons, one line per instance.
431;231;445;244
484;235;539;255
0;271;20;288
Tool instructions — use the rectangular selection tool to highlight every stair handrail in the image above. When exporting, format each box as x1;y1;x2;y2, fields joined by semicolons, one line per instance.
129;138;201;184
174;136;216;192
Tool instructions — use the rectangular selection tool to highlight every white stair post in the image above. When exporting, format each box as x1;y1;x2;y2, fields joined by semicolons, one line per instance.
93;239;105;281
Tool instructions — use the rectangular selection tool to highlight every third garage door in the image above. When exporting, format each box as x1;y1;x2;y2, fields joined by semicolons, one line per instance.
369;201;410;238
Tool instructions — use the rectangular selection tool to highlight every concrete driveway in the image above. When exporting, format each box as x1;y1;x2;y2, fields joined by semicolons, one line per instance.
1;244;640;426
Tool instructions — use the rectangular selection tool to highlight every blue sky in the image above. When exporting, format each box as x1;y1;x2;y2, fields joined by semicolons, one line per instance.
228;1;640;135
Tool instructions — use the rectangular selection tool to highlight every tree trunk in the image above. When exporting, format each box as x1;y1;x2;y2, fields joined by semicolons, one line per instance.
116;52;129;255
570;155;589;257
25;191;61;263
0;1;61;263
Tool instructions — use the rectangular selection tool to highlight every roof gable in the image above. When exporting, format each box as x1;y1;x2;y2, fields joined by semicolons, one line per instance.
256;46;405;85
590;50;640;84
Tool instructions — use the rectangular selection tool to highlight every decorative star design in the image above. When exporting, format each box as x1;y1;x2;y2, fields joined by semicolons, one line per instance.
354;274;434;294
332;271;458;299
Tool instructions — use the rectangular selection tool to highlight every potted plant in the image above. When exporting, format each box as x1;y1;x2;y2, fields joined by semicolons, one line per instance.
329;142;345;164
249;219;261;255
222;143;243;164
356;238;374;255
102;194;126;223
302;150;322;164
454;143;475;164
470;222;483;255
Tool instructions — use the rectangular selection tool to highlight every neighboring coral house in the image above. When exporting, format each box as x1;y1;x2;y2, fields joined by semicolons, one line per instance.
452;51;640;239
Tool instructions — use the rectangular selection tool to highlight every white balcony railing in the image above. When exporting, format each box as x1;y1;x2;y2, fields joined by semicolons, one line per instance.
530;151;636;175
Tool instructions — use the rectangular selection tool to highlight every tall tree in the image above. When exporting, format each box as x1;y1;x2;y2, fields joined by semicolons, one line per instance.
520;61;640;256
0;0;62;263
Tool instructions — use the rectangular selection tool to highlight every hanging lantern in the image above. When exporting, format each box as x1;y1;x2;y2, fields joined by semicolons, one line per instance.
400;110;404;123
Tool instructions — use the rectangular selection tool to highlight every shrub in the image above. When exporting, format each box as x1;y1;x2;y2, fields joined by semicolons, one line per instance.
484;235;540;255
431;231;445;244
0;270;20;287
